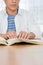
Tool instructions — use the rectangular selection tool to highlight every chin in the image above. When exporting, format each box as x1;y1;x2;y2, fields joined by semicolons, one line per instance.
10;7;17;11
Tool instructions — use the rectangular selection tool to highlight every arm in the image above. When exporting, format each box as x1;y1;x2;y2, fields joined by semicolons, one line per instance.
27;12;41;38
0;34;7;39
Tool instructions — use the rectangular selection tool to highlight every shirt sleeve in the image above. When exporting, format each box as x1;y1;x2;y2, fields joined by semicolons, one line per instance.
27;12;41;38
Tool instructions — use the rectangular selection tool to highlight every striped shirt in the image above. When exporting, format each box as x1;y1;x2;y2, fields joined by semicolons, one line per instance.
7;15;16;32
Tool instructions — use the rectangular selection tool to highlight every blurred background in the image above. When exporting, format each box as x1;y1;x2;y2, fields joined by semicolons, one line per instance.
0;0;43;33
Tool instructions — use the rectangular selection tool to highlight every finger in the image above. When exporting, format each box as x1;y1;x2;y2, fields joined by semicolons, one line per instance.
12;34;17;38
27;35;32;39
17;32;22;38
8;32;14;38
7;33;12;39
6;34;10;39
21;32;27;39
7;32;17;39
20;32;25;38
24;33;28;39
27;33;35;39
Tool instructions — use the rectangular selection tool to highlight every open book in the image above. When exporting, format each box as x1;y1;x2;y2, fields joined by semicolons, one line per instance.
0;37;43;46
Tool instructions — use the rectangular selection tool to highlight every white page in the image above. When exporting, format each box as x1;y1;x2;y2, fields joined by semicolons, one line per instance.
22;38;43;44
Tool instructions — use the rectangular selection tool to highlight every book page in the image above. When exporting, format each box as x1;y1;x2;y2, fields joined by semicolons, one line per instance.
0;37;43;45
7;38;22;45
22;38;43;45
0;37;7;45
7;38;43;45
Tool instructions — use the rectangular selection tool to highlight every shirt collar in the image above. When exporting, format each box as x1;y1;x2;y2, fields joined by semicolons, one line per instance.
4;8;22;17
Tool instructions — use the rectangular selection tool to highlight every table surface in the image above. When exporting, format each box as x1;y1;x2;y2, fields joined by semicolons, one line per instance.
0;44;43;65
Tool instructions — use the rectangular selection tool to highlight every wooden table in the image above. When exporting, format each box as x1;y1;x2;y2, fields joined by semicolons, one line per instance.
0;44;43;65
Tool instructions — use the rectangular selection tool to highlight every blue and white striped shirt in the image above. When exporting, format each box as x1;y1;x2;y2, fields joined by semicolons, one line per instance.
7;15;16;32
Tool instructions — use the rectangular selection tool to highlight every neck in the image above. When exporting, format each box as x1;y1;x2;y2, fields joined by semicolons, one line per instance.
6;8;18;16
